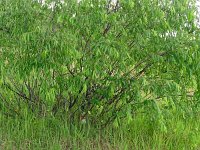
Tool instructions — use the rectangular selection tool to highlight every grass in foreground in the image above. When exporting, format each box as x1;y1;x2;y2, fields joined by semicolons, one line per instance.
0;112;200;150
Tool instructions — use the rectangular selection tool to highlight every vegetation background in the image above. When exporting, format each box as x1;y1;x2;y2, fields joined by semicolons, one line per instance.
0;0;200;149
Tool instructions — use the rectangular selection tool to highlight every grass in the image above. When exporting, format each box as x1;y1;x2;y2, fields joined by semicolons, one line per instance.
0;112;200;150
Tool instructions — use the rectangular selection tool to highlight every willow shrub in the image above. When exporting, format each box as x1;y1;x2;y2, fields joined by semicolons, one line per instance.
0;0;200;128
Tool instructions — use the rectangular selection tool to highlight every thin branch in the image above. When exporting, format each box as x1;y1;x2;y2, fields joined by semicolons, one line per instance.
103;23;111;36
4;83;31;101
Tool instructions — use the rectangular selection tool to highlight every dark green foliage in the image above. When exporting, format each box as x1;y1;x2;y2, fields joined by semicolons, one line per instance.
0;0;199;128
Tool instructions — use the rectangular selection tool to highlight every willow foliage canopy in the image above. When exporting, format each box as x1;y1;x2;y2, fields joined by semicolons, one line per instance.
0;0;200;128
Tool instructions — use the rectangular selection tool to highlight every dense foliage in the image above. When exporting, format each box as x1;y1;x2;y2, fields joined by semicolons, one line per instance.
0;0;199;129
